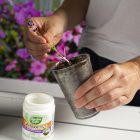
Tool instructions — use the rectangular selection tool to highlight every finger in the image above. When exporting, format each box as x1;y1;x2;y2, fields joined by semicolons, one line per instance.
74;76;118;108
25;40;50;51
43;26;62;41
85;88;123;109
74;65;114;100
26;29;46;44
25;19;46;44
27;48;49;56
31;53;48;60
95;96;128;111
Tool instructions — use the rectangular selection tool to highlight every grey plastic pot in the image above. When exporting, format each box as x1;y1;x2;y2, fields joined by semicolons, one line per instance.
52;54;99;119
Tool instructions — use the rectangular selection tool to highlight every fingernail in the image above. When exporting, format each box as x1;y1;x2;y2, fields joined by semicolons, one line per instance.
28;20;34;27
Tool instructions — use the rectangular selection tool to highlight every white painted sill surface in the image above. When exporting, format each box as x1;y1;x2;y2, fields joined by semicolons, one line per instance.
0;78;140;139
0;115;140;140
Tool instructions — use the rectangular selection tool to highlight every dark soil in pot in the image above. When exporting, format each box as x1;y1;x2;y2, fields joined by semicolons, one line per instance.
55;54;87;70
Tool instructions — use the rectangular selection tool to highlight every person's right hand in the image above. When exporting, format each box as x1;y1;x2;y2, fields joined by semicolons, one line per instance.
24;16;64;60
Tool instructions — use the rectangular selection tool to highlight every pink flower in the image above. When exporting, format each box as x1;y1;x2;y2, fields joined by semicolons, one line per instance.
33;76;48;82
30;61;47;76
14;1;41;25
5;60;17;71
48;43;70;63
73;34;81;46
67;52;79;60
16;48;29;59
62;31;73;42
48;42;79;63
19;75;27;80
74;25;83;33
57;43;69;56
14;11;25;25
0;0;6;5
47;54;60;62
0;29;5;39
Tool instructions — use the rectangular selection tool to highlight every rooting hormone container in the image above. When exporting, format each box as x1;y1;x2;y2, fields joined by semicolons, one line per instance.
22;93;55;140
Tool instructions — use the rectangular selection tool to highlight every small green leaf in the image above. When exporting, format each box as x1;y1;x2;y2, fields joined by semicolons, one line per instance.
51;46;57;52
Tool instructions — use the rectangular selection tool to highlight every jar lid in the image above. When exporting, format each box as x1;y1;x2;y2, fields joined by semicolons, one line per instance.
24;93;55;111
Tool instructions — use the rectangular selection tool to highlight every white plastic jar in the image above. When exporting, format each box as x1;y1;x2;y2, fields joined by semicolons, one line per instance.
22;93;55;140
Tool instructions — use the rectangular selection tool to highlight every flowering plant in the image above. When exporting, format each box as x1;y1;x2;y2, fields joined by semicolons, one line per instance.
0;0;84;82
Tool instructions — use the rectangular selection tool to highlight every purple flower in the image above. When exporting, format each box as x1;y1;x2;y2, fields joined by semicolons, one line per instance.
74;25;83;33
0;0;6;5
33;76;48;82
47;54;60;62
48;43;70;62
14;4;22;12
19;75;26;80
14;1;41;25
5;60;17;71
73;34;81;46
48;42;79;63
16;48;29;59
30;61;47;76
0;29;5;39
57;42;69;56
0;0;13;5
67;52;78;60
14;11;26;25
62;31;73;42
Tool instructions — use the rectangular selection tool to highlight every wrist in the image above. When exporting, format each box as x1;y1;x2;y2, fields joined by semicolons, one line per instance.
53;8;68;32
129;57;140;89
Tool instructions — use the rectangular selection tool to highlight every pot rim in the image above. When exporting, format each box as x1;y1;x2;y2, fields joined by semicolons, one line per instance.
52;54;90;73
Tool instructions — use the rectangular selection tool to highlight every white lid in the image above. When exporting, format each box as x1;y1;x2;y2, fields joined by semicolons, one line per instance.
23;93;55;111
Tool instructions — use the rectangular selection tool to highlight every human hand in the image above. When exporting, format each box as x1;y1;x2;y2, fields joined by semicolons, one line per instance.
74;62;140;111
24;16;64;60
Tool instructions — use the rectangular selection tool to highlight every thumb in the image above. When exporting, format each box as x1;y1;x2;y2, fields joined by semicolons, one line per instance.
43;24;63;43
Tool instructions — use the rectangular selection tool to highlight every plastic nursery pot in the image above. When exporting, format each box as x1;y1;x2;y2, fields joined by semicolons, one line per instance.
52;54;99;119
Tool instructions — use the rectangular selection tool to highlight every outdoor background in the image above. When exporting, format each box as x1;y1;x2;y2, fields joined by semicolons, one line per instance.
0;0;84;82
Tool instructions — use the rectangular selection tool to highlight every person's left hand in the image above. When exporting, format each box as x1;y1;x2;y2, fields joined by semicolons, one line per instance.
74;62;140;111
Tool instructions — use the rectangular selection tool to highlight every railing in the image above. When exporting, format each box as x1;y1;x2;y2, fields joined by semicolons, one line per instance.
13;0;63;11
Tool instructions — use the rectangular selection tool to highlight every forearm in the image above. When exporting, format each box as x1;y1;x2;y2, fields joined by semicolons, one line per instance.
54;0;89;31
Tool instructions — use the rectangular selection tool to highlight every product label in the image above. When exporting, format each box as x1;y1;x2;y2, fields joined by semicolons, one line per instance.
22;111;54;140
